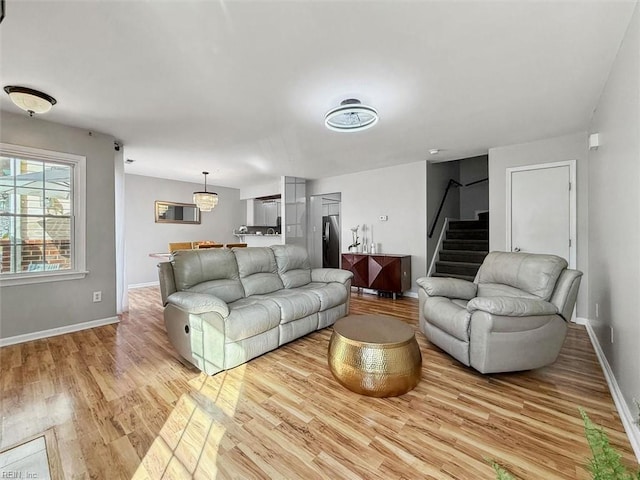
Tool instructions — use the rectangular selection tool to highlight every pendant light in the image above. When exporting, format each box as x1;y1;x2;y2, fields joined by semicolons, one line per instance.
193;171;218;212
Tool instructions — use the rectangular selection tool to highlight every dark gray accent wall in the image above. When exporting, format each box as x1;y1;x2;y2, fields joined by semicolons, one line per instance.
459;155;488;220
427;160;460;265
0;111;117;338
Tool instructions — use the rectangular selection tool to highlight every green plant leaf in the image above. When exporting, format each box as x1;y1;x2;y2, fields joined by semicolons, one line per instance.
580;408;638;480
486;458;518;480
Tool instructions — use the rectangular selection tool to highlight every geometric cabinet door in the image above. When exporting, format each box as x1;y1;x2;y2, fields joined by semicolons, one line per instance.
342;253;411;298
341;254;368;287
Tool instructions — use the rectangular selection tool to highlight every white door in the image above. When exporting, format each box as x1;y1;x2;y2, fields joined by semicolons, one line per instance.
506;161;576;268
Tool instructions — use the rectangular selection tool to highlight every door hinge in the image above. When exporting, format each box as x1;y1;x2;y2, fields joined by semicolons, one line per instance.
569;182;572;191
569;239;572;247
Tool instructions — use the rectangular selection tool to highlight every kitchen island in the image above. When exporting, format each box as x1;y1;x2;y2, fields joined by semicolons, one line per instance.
234;233;283;247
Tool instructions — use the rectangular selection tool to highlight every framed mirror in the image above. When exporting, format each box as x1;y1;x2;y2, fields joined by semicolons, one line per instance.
155;201;201;224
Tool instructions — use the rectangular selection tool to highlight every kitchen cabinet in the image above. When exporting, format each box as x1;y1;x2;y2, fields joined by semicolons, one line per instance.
341;253;411;299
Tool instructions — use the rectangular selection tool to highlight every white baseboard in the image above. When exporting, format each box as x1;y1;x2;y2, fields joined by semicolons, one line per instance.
580;317;640;461
0;316;120;347
128;281;159;289
574;316;588;325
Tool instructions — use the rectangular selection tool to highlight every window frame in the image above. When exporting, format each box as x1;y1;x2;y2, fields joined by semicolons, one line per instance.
0;143;87;286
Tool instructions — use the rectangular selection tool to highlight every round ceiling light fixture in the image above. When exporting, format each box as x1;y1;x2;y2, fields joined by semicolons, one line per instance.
325;98;378;132
4;86;57;116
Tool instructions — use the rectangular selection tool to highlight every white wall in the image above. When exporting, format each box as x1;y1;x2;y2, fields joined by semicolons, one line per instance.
307;161;427;295
488;132;589;316
239;180;280;200
125;174;244;286
588;3;640;421
0;112;117;338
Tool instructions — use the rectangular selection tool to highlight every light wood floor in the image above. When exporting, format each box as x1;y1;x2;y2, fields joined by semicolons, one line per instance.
1;288;636;479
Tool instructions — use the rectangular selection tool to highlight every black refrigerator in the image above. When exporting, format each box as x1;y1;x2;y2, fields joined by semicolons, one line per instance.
322;215;340;269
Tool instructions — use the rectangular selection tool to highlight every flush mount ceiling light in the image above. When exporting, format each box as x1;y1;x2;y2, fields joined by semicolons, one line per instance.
325;98;378;132
193;171;219;212
3;85;57;116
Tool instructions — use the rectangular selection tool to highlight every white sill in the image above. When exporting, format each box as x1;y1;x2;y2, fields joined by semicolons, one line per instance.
0;270;89;287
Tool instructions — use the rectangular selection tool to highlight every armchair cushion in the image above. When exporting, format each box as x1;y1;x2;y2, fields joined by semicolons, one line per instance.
476;283;538;299
417;276;477;300
476;252;567;300
423;297;471;341
467;296;558;317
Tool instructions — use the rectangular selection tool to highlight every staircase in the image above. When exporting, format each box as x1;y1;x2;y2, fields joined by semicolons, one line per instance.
432;212;489;281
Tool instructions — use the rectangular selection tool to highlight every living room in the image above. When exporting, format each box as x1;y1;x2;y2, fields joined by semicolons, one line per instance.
1;1;639;478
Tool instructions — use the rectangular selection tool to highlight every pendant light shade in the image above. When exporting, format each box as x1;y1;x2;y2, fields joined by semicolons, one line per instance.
193;171;218;212
4;86;57;116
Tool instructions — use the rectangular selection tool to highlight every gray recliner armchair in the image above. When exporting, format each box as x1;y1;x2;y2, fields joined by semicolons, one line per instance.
417;252;582;373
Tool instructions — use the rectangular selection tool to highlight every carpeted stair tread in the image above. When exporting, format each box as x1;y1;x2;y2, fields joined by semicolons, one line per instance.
436;261;483;268
431;272;476;282
435;261;482;276
448;220;488;230
443;239;489;251
439;250;489;263
446;229;488;240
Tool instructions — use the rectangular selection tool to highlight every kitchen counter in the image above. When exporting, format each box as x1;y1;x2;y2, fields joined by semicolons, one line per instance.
234;232;283;247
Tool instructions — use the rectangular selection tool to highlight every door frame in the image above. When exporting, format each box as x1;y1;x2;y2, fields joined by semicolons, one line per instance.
506;160;577;269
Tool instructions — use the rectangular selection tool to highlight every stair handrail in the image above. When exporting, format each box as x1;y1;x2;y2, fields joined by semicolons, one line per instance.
428;177;489;238
427;217;454;277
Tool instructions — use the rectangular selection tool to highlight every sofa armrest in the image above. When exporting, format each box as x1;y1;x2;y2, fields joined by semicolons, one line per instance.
311;268;353;284
467;296;558;317
166;291;230;317
416;277;477;300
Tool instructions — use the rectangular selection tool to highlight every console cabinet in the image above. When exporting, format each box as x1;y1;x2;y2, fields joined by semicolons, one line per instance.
341;253;411;299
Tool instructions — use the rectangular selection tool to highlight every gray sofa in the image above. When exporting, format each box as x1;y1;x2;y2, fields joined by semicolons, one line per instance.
417;251;582;374
157;244;353;375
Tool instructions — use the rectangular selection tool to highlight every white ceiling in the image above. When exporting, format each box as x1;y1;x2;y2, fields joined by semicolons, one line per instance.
1;1;636;189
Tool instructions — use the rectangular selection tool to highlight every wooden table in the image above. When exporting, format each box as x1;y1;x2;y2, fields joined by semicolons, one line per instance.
328;314;422;397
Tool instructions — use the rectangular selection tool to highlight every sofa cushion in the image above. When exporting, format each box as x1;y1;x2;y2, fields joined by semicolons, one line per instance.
172;249;244;303
225;297;281;342
423;297;471;342
233;247;284;296
254;289;321;324
300;282;348;311
271;244;312;288
475;252;567;300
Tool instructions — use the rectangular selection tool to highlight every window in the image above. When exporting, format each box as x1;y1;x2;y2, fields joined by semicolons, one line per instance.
0;143;86;286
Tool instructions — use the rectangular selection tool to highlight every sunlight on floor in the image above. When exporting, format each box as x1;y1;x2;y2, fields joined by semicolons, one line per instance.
132;367;246;478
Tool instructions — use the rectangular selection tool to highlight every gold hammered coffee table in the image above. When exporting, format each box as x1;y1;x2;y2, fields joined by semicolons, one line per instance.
328;314;422;397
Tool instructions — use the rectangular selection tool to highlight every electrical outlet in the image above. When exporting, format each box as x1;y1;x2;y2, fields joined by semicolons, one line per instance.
595;303;599;318
610;326;614;344
92;291;102;303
